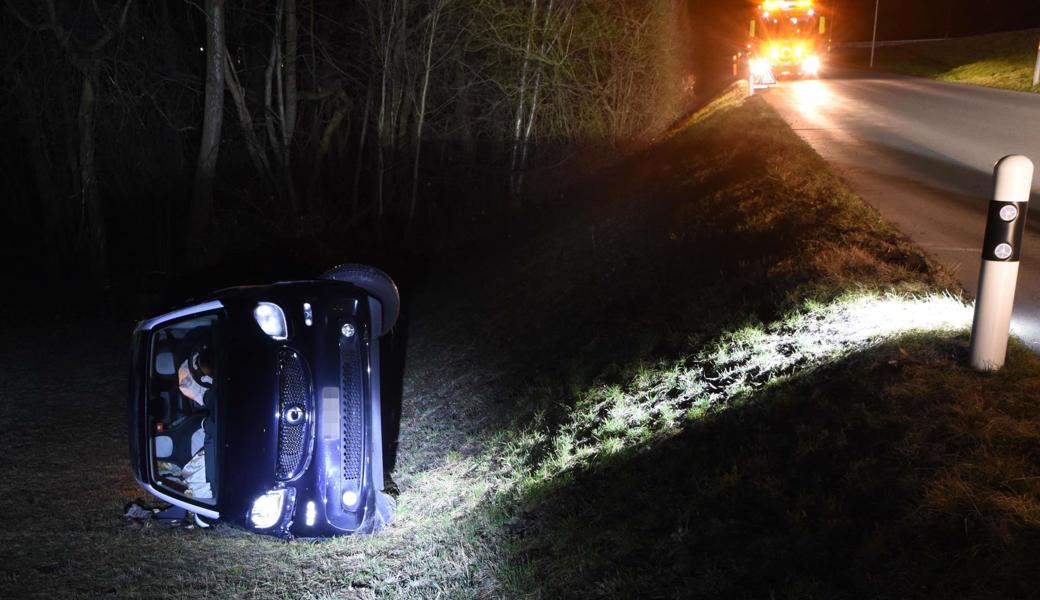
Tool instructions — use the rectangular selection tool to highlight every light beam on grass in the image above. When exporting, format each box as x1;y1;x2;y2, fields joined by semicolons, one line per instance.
1009;316;1040;351
532;293;975;479
697;293;973;393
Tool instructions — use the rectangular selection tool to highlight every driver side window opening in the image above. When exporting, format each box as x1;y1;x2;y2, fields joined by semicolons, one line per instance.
148;314;220;506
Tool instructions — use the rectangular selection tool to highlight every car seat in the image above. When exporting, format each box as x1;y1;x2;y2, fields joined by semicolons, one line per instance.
151;337;179;423
153;412;206;467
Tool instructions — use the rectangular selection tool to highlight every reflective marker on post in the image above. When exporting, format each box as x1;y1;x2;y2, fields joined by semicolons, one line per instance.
1033;39;1040;88
969;155;1034;371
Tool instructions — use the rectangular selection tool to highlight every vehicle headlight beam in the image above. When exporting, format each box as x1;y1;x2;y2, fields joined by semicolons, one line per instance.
804;55;822;75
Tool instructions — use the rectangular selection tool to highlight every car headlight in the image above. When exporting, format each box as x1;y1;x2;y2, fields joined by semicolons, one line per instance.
804;56;822;74
250;489;289;529
750;59;771;76
254;302;288;340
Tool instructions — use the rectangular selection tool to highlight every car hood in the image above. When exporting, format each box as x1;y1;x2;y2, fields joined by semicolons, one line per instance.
212;282;384;535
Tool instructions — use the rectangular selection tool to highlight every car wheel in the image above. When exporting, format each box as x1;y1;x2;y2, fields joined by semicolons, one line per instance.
321;264;400;336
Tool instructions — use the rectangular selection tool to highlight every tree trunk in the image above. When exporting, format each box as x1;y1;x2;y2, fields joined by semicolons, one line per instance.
14;70;64;261
264;10;281;160
509;0;539;210
189;0;226;255
375;0;399;223
453;48;474;165
263;0;299;213
515;0;555;200
283;0;299;147
282;0;299;211
78;66;110;286
409;1;442;223
224;50;273;188
352;86;372;216
309;98;348;198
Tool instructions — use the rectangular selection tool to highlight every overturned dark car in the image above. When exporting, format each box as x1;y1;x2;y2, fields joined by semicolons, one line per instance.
128;265;399;538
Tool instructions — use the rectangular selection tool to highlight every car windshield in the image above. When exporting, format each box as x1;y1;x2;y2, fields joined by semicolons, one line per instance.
147;314;221;506
761;15;816;38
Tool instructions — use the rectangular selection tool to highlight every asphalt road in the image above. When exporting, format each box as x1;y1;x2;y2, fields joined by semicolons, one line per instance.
763;71;1040;349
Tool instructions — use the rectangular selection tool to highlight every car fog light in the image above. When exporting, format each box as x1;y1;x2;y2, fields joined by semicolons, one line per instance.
342;490;359;507
250;489;288;529
305;501;317;527
254;302;288;340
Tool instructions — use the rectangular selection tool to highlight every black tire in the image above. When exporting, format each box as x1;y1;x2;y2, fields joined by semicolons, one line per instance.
320;264;400;337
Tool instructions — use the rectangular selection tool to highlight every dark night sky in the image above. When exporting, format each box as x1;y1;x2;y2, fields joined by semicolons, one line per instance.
830;0;1040;42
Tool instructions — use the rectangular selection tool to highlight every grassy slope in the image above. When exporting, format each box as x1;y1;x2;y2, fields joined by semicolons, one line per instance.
480;87;1040;598
2;86;1039;599
854;28;1040;92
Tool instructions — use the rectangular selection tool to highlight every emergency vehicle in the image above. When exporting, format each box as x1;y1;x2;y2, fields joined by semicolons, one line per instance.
748;0;828;86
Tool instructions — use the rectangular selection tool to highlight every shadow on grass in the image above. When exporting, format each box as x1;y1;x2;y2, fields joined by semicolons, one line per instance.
501;334;1040;600
381;313;409;476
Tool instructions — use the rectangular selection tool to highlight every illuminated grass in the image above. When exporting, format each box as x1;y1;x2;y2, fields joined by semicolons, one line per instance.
499;293;974;496
850;28;1040;93
485;92;1040;598
500;327;1040;599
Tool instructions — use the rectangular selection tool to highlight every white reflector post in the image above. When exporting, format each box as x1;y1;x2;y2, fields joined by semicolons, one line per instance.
971;261;1021;370
1033;39;1040;88
970;155;1034;371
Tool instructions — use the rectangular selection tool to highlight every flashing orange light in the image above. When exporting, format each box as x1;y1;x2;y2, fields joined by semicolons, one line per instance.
761;0;813;13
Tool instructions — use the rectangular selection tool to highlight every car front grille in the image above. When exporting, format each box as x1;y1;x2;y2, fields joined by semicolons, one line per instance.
340;336;364;484
276;349;311;480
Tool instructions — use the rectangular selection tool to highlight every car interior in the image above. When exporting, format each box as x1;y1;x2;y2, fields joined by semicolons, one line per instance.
148;315;219;505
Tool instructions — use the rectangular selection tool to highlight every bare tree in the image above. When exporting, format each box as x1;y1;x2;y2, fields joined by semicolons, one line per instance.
188;0;226;255
514;0;565;202
5;0;132;285
408;0;448;223
508;0;539;209
374;0;399;223
262;0;301;211
224;44;274;190
0;0;688;281
352;84;372;215
12;69;64;262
